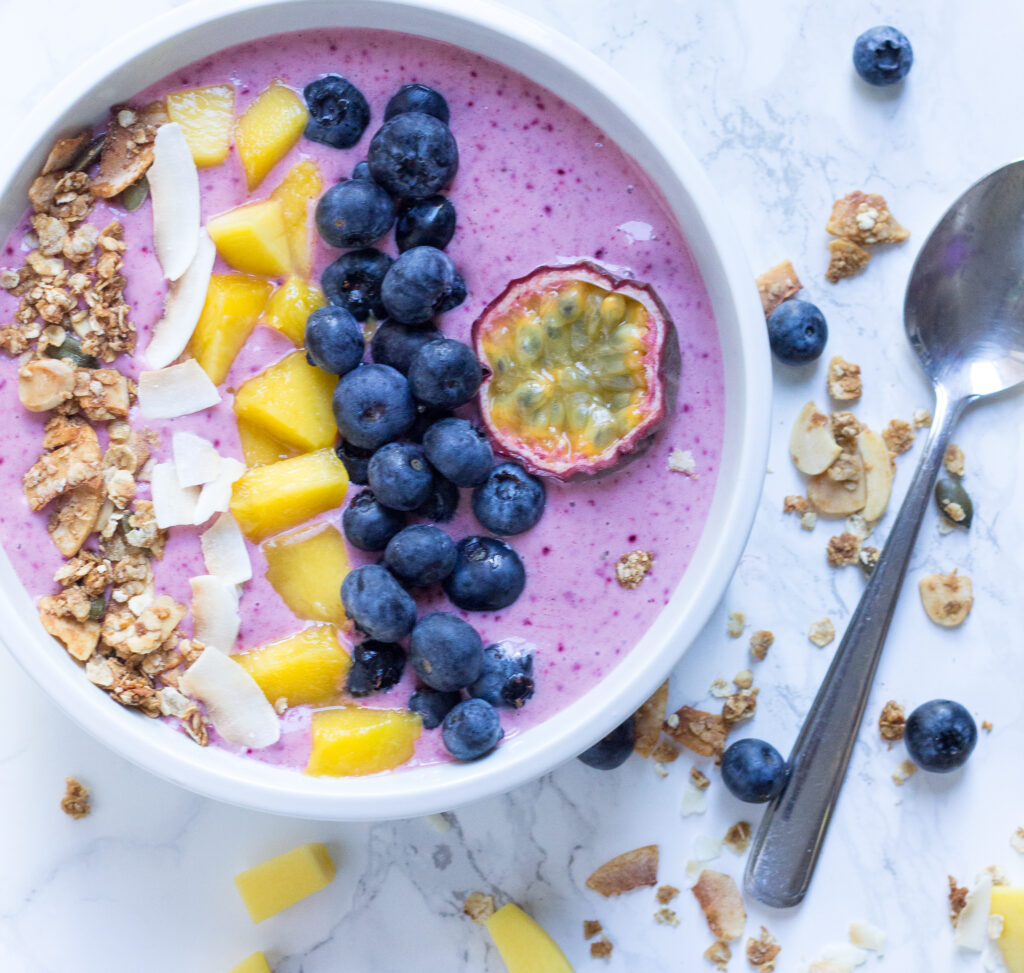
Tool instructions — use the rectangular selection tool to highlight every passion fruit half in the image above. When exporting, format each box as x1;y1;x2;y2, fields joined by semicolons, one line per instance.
473;262;679;480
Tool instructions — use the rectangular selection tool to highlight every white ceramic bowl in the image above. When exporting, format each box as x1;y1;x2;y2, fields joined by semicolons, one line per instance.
0;0;769;819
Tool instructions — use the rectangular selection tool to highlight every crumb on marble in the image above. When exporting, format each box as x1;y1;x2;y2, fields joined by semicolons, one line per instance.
680;780;709;817
783;494;809;515
746;925;781;970
709;677;732;698
808;617;835;648
756;260;802;316
727;611;746;638
664;706;729;758
849;920;886;953
859;545;880;576
60;776;90;819
893;759;917;786
1011;828;1024;854
879;700;906;742
586;845;659;897
982;720;994;733
826;238;872;282
616;549;654;589
690;766;711;791
657;884;680;905
949;876;968;926
654;907;680;926
722;689;758;726
831;411;861;449
749;630;774;661
590;936;613;959
463;892;495;924
704;940;732;971
827;356;862;401
583;919;603;940
883;419;915;456
913;408;932;428
827;532;861;567
634;680;669;758
944;444;965;476
826;191;910;247
692;870;746;942
733;669;754;690
651;740;679;764
800;510;818;531
667;447;698;477
723;821;752;854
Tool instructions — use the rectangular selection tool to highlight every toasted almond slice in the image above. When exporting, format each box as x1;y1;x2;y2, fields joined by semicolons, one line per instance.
193;457;245;525
807;452;866;515
585;845;659;897
791;401;842;474
150;462;200;528
149;123;200;280
200;512;252;585
190;574;241;653
138;359;220;418
858;428;893;522
692;870;746;941
919;571;973;627
634;680;669;757
91;101;168;198
172;431;222;487
664;705;729;757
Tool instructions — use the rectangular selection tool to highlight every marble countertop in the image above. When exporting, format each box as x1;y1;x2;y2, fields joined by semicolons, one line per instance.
3;1;1024;970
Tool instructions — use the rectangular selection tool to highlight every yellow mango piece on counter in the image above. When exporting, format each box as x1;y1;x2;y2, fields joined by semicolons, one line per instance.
207;199;292;278
237;418;296;468
189;273;273;384
230;449;348;541
233;350;337;452
235;82;308;190
270;161;323;277
263;523;351;626
263;275;326;345
992;886;1024;972
486;904;575;973
234;842;335;924
305;708;421;777
236;624;350;707
166;84;235;167
227;952;272;973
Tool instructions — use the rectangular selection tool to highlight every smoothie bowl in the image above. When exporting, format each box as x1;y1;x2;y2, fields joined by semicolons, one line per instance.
0;0;768;818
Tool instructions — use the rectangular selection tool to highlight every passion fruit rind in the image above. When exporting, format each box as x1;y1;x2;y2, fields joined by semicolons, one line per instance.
472;261;679;480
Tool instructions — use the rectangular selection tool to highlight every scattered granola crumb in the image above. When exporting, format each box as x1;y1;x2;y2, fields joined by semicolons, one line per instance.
733;669;754;690
590;937;613;959
665;712;680;729
692;870;746;941
654;907;679;926
1011;828;1024;854
756;260;802;316
657;884;680;905
827;356;862;401
704;940;732;971
883;419;915;455
845;513;870;540
583;919;603;940
879;700;906;742
937;518;955;536
849;920;886;953
616;549;654;589
664;706;729;757
949;876;968;926
918;570;973;627
808;617;835;648
722;689;758;726
586;845;659;897
749;630;774;661
463;892;495;924
858;546;880;575
944;444;965;476
727;610;746;638
724;821;752;854
60;776;90;819
982;721;993;733
800;511;818;531
827;532;861;567
690;766;711;791
980;864;1009;887
653;761;669;779
783;494;809;515
651;740;679;764
668;447;698;477
913;408;932;428
826;238;872;282
634;680;669;757
826;191;910;246
892;759;917;786
709;677;732;698
830;411;861;449
941;499;966;523
746;925;781;969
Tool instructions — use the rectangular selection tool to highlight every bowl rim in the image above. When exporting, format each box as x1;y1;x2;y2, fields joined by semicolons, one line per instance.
0;0;770;819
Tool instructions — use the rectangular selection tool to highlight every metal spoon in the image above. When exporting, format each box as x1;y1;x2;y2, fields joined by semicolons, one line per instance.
745;161;1024;908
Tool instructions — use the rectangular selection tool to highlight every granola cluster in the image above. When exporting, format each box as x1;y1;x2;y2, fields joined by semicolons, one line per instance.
825;190;910;283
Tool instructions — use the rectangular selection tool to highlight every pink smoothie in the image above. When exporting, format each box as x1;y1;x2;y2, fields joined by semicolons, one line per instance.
0;28;724;772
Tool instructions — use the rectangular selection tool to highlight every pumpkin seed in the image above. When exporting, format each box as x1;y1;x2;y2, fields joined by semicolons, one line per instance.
118;174;150;212
935;477;973;528
88;596;106;621
45;336;98;369
70;133;106;172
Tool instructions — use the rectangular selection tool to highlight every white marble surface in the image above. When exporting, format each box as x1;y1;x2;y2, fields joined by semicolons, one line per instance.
3;1;1024;970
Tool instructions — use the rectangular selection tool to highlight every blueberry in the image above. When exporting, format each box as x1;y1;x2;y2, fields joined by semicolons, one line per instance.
341;563;417;642
396;195;456;252
347;640;405;696
469;642;534;709
443;535;526;611
335;440;374;485
407;406;453;443
368;112;459;198
409;611;484;691
381;246;463;326
367;441;434;511
766;299;828;365
415;471;460;523
332;363;415;450
853;26;913;86
423;417;493;487
409;686;461;729
905;699;977;772
351;160;372;181
442;698;503;760
304;305;364;375
407;337;482;409
303;75;371;148
384;83;451;124
471;463;545;535
315;179;395;249
384;524;457;586
577;717;635;770
322;248;393;321
370;321;441;375
342;488;405;551
720;738;788;803
438;272;466;314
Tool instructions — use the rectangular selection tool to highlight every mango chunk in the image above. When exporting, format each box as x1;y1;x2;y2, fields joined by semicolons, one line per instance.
166;84;235;168
263;275;326;345
208;199;292;278
234;842;335;924
486;904;575;973
237;418;296;468
190;274;273;384
233;350;337;452
263;523;351;626
235;82;308;190
270;161;323;277
992;886;1024;972
236;624;350;707
306;707;421;776
227;953;271;973
230;449;348;541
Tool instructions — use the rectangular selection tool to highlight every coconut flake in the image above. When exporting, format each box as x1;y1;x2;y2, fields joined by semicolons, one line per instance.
848;921;886;953
179;647;279;748
172;431;222;487
138;359;220;419
955;874;993;951
150;462;200;528
190;575;241;652
149;122;200;280
680;780;708;817
193;457;245;525
200;512;251;585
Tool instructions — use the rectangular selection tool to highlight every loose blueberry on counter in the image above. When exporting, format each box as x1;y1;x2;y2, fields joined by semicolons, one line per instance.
315;179;395;249
381;246;464;326
853;26;913;86
368;112;459;198
472;463;546;535
577;716;635;770
335;440;374;486
347;640;406;696
409;611;484;692
423;417;493;487
443;535;526;611
333;363;415;450
409;687;461;730
720;739;788;803
442;698;503;761
341;563;417;642
304;305;364;375
342;489;405;551
415;471;460;523
396;195;457;252
367;441;434;511
351;159;372;181
766;299;828;365
904;699;977;772
303;74;371;148
384;82;451;124
321;248;393;321
407;337;482;409
384;524;457;586
370;321;441;375
469;643;534;709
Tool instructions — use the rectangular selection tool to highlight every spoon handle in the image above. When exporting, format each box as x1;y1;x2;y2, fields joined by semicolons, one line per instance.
744;384;967;908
